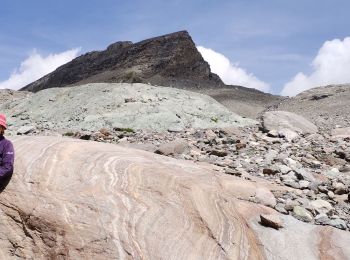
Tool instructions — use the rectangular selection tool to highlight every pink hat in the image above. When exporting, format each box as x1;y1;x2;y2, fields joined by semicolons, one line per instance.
0;114;7;129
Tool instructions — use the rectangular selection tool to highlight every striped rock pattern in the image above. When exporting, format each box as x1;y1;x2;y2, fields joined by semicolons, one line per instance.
0;136;349;259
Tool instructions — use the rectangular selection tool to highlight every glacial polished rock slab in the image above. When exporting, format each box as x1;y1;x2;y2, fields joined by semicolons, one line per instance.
0;136;349;259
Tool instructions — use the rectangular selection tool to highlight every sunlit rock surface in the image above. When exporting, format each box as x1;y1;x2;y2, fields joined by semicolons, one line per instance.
0;136;349;259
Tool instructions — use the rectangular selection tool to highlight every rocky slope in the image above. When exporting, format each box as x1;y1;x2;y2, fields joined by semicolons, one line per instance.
200;87;281;119
1;83;256;134
1;136;349;259
271;84;350;131
20;31;281;119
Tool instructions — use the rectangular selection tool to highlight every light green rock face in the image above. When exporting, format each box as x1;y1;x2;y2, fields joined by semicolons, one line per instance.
2;83;257;133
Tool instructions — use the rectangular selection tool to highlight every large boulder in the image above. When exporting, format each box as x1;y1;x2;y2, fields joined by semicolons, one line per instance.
0;136;349;259
262;111;318;135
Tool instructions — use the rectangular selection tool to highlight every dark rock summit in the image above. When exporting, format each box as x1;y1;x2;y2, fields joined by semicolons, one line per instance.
21;31;224;92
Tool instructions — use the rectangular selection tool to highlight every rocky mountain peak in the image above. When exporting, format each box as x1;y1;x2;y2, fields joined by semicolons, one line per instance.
20;30;224;92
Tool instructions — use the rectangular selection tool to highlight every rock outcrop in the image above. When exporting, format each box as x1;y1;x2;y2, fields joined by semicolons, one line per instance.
1;136;350;259
2;83;256;134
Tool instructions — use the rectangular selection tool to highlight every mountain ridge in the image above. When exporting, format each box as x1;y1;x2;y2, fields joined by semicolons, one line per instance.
20;30;224;92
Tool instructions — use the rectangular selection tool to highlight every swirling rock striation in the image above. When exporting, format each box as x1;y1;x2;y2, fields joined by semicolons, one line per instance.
0;136;349;259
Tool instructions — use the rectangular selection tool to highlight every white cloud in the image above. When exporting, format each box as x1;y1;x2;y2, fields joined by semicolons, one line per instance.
197;46;270;92
282;37;350;96
0;48;81;90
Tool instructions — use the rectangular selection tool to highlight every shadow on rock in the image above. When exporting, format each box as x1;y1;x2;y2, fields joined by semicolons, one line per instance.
0;174;12;193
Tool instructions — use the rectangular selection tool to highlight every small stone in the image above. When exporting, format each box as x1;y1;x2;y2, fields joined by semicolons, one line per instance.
224;169;242;177
278;165;292;174
299;180;310;189
236;143;247;150
280;171;297;181
339;165;350;173
310;199;333;214
155;140;189;156
209;150;228;157
17;125;35;135
315;213;329;225
278;128;299;142
318;185;329;194
327;191;335;199
294;168;315;182
263;168;278;175
99;128;111;136
205;129;217;141
267;130;279;137
293;206;313;222
260;214;284;229
283;158;302;170
328;219;347;230
285;199;299;211
275;203;288;214
284;180;300;189
332;182;348;195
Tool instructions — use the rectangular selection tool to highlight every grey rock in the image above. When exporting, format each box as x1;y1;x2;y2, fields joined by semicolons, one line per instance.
315;213;330;225
278;164;292;174
299;180;310;189
275;203;288;214
17;125;35;135
261;111;318;134
285;199;299;211
155;139;189;156
310;200;333;214
283;158;302;171
339;165;350;173
293;206;313;222
278;128;299;142
328;219;347;230
327;191;335;199
332;182;348;195
294;168;316;182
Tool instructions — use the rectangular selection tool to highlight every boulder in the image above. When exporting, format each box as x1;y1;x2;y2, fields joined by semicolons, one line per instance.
155;139;189;156
262;111;318;134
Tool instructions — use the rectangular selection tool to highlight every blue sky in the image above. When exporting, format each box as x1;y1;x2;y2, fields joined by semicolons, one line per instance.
1;0;350;95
